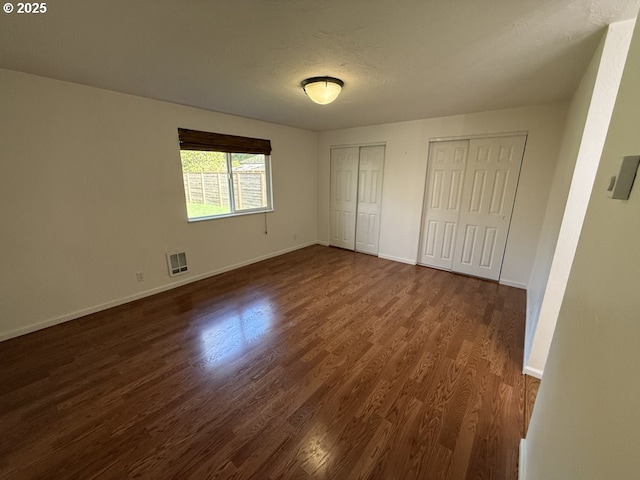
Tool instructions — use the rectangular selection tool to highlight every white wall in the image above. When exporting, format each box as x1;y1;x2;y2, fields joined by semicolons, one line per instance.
318;104;567;287
0;69;318;341
524;20;635;378
524;17;640;479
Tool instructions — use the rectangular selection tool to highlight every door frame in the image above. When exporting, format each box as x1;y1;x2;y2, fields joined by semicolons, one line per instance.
428;130;529;143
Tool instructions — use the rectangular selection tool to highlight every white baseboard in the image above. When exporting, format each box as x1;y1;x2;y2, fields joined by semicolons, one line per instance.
377;253;417;265
0;241;319;342
519;439;527;480
523;365;543;379
499;278;528;289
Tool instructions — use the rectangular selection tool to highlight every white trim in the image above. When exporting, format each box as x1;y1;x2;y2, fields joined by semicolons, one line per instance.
330;141;386;149
519;439;527;480
317;240;330;247
0;241;319;342
523;365;543;379
186;207;274;223
415;264;528;289
429;130;529;143
499;278;527;289
524;290;534;373
378;253;417;265
416;263;451;272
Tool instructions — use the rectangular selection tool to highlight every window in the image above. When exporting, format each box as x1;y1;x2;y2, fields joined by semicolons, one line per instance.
178;128;273;221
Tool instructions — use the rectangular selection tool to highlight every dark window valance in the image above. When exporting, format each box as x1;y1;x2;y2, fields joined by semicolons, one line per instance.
178;128;272;155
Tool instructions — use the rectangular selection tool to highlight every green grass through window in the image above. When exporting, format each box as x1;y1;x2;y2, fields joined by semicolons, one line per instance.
187;203;230;219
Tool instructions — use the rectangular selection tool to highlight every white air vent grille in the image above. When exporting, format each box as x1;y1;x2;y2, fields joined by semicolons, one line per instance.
167;251;188;277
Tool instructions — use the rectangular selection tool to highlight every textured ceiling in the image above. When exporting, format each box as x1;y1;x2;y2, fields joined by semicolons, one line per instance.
1;0;638;131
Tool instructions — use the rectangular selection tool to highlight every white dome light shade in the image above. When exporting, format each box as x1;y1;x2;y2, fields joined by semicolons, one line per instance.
302;77;344;105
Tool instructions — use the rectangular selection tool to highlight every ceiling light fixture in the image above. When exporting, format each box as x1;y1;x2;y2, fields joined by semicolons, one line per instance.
301;76;344;105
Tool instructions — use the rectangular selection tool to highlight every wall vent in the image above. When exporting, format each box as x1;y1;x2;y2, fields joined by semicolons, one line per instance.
167;251;188;277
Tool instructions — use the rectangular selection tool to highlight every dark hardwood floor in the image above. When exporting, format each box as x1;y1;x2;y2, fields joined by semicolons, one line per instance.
0;245;530;479
524;375;540;438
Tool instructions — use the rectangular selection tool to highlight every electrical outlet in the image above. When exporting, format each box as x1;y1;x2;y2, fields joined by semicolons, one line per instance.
136;272;144;282
293;233;297;241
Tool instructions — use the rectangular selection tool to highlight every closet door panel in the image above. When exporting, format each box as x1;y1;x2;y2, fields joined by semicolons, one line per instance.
330;147;360;250
355;145;385;255
452;135;526;280
418;140;469;269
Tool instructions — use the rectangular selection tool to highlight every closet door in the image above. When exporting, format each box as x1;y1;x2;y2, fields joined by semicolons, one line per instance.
355;145;385;255
452;135;526;280
418;140;469;269
330;147;359;250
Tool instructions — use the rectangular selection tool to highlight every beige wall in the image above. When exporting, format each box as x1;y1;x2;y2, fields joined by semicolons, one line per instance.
0;69;318;340
525;18;640;479
525;20;635;377
318;104;568;287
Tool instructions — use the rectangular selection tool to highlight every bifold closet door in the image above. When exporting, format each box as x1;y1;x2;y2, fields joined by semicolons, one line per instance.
330;145;385;254
418;140;469;269
453;135;526;280
419;135;526;281
355;145;385;255
330;147;359;250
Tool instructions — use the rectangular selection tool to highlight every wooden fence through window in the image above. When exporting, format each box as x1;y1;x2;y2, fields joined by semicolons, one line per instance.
183;172;267;210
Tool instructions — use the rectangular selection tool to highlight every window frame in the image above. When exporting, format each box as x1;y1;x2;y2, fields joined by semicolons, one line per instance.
178;128;274;222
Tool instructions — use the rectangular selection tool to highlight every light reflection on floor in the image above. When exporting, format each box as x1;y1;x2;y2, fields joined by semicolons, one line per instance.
199;297;274;367
300;430;332;476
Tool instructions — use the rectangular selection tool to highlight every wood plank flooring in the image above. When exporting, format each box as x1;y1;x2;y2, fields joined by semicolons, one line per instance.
0;245;529;479
524;375;540;437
